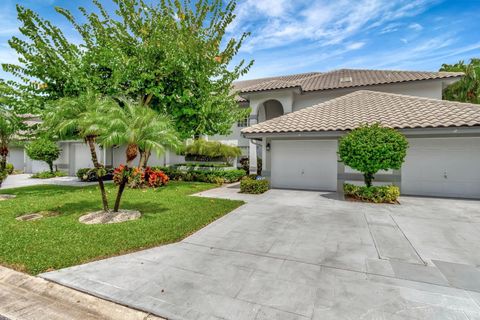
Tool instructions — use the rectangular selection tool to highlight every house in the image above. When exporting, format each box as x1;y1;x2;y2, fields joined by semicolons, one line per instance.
241;90;480;199
211;68;463;169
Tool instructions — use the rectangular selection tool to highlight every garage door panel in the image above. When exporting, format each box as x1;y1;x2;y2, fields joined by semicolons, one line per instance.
271;140;337;191
402;138;480;199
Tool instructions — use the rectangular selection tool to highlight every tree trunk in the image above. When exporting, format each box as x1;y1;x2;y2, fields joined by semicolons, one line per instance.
0;145;8;171
113;171;128;212
364;172;374;188
48;161;54;174
86;137;109;212
142;150;151;168
0;155;6;172
138;150;145;169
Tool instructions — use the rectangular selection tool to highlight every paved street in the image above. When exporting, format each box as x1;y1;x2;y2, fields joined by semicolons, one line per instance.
42;188;480;319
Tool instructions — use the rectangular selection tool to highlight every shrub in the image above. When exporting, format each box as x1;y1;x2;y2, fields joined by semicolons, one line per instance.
153;167;246;184
338;123;408;187
145;167;169;187
113;165;169;188
25;138;61;173
76;167;115;182
5;163;14;174
185;139;241;164
240;177;269;194
343;183;400;203
31;171;66;179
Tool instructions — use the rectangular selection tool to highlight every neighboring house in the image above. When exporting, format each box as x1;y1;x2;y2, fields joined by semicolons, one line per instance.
242;90;480;199
211;68;463;169
7;114;184;175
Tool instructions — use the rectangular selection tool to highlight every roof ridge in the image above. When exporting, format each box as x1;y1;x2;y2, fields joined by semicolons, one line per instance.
322;68;463;74
234;71;321;84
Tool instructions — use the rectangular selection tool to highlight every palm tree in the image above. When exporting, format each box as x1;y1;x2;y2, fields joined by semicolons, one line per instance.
0;108;20;172
43;92;116;211
440;58;480;104
97;99;180;212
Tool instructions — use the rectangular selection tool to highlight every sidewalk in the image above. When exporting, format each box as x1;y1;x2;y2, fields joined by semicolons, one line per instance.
0;266;163;320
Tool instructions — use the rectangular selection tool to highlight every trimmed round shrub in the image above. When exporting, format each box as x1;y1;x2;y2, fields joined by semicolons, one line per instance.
338;123;408;187
240;177;269;194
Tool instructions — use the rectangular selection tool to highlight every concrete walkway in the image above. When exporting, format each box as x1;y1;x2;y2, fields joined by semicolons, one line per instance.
0;174;101;189
0;266;163;320
42;188;480;320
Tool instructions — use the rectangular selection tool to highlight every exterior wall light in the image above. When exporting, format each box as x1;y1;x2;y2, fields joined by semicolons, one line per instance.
266;143;271;151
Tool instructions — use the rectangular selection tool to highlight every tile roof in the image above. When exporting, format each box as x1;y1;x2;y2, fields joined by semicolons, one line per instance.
241;90;480;135
236;69;463;95
233;72;321;101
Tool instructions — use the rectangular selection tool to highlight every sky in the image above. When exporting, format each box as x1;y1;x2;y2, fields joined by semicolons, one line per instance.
0;0;480;81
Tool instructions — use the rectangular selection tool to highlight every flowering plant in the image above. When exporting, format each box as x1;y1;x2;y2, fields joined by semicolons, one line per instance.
128;167;145;188
145;167;169;187
113;165;131;185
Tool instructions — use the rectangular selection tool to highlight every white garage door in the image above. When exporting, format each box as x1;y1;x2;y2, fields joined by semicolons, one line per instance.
402;137;480;199
271;140;337;191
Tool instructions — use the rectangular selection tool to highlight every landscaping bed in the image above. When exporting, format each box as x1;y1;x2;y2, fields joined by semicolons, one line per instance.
0;182;243;274
343;183;400;204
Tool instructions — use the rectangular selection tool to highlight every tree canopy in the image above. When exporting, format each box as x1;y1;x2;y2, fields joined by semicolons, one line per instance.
440;58;480;104
3;0;253;138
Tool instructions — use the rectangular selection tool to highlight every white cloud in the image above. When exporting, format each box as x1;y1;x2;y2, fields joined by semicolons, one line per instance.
230;0;436;52
408;23;423;31
346;42;366;50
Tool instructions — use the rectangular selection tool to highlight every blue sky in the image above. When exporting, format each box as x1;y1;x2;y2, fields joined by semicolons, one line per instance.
1;0;480;81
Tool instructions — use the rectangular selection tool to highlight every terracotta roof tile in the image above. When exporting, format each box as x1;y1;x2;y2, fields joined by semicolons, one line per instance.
238;69;463;94
241;91;480;135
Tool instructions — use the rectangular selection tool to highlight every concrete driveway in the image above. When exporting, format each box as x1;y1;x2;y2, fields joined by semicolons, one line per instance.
42;187;480;320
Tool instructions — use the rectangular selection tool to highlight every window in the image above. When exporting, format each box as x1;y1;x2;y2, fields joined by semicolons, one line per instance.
237;117;249;127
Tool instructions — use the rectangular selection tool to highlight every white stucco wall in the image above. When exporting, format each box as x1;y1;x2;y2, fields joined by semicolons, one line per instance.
293;80;444;112
6;147;25;172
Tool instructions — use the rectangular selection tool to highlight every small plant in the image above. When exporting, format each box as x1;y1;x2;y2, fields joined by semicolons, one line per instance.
76;167;115;182
25;138;61;174
338;123;408;187
31;171;66;179
240;177;269;194
145;167;169;188
343;183;400;203
5;163;14;174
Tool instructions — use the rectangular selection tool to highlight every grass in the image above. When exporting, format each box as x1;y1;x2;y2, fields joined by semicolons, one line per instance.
0;182;243;275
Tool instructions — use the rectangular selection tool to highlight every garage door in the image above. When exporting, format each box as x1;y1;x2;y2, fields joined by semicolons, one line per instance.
402;137;480;199
271;140;337;191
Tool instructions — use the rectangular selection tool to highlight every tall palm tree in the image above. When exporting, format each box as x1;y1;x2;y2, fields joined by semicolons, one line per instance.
97;99;180;212
43;92;116;211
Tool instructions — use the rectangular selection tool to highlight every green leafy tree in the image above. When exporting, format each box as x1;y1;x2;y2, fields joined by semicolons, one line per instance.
338;123;409;187
5;1;252;129
440;58;480;104
25;138;60;173
97;99;180;212
43;92;116;211
57;0;253;138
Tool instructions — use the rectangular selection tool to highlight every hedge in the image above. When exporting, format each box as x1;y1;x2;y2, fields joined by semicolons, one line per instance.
153;166;246;184
343;183;400;203
240;177;269;194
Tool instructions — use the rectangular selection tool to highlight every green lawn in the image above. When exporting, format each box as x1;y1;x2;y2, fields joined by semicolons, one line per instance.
0;182;243;275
